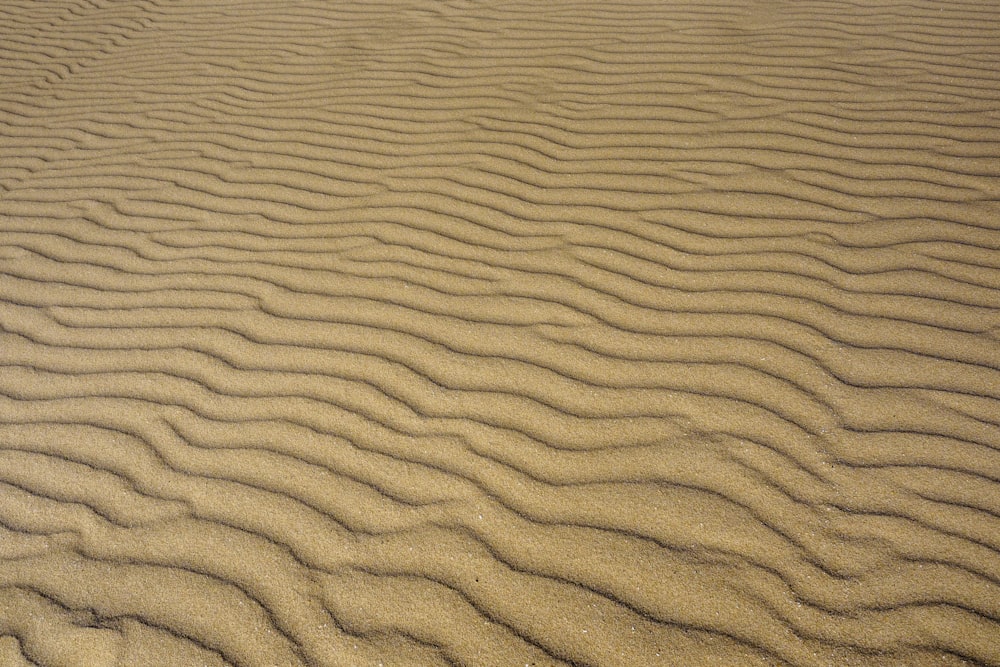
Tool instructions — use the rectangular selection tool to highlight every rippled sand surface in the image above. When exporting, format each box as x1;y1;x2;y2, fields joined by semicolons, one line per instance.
2;0;1000;665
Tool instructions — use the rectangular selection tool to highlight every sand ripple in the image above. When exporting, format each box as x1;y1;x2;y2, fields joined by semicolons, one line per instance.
2;0;999;665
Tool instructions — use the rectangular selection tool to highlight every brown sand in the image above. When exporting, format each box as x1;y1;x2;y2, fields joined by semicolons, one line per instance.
1;0;999;665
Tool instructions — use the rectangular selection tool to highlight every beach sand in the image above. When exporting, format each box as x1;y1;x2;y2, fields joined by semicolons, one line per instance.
1;0;999;664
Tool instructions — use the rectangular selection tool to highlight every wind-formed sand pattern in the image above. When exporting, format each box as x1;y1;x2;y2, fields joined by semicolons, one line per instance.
1;0;999;665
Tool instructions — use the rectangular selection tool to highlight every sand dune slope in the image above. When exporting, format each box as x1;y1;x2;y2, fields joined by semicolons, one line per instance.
2;0;1000;665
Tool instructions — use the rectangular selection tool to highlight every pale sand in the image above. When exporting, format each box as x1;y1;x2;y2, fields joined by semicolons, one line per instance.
1;0;999;665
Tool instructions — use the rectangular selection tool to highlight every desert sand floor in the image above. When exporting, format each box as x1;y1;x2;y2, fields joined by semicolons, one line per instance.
1;0;999;665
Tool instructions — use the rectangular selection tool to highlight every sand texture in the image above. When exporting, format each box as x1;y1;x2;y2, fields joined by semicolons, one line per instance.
2;0;1000;665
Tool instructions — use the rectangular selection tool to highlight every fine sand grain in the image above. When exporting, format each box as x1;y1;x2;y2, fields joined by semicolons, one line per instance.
2;0;1000;665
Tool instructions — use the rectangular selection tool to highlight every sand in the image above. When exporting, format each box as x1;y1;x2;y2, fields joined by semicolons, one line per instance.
1;0;999;665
